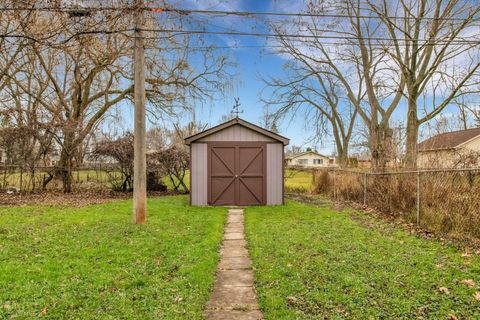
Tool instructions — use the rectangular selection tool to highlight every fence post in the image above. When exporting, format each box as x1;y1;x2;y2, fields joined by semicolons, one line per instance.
19;166;23;193
363;172;367;206
416;171;420;225
333;168;336;201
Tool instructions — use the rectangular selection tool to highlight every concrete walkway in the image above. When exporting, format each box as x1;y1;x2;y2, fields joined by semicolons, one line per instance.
204;208;263;320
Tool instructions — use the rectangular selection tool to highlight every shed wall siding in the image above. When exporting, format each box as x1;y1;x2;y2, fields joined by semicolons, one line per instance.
197;124;275;142
191;143;208;205
266;143;283;205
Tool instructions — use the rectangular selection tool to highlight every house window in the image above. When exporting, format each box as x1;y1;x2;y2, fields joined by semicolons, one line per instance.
313;159;324;165
298;159;308;165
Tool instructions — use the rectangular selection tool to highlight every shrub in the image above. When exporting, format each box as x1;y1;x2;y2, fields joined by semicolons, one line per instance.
312;170;331;194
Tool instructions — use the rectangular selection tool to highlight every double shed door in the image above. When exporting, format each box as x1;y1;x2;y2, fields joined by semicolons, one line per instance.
208;142;266;206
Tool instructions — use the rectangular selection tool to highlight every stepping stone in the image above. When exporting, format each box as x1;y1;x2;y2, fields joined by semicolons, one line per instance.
205;208;263;320
206;286;258;309
228;209;244;215
225;226;244;233
225;232;244;240
215;269;254;287
228;215;243;223
218;256;252;270
223;239;247;248
220;246;249;257
204;310;263;320
227;222;243;228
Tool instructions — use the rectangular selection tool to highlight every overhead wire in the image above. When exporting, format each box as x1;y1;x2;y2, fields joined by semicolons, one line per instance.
0;5;478;22
0;5;479;47
139;28;480;45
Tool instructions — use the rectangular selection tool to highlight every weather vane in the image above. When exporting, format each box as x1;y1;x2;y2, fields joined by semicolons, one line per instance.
231;97;243;118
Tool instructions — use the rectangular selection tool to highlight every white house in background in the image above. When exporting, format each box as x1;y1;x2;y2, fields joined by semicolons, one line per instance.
285;151;334;168
417;127;480;168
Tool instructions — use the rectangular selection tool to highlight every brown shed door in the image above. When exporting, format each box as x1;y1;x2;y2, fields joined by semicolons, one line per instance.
208;144;265;206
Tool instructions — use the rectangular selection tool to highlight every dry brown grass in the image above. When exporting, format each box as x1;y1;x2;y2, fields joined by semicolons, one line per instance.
313;169;480;242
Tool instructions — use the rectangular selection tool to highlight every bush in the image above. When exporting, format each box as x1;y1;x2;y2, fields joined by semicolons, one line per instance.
312;170;331;194
147;172;167;192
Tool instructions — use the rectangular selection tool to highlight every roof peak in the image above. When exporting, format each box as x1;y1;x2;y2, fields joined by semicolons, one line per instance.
184;117;289;145
288;150;330;158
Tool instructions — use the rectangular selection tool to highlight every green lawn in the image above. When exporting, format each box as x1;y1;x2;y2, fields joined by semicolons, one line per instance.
162;171;190;192
2;169;191;192
245;200;480;319
284;169;313;193
1;169;123;191
5;168;307;194
0;196;226;319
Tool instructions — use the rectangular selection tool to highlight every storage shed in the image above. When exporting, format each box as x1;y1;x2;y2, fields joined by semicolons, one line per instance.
185;118;289;206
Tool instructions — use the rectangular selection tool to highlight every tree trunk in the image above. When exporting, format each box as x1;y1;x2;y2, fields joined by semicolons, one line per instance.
57;150;73;193
57;132;75;193
42;172;54;190
336;142;349;168
29;165;35;192
332;126;350;168
370;123;391;172
405;96;419;168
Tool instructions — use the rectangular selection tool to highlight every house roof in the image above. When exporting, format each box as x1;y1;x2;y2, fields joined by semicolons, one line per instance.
285;151;330;160
418;127;480;151
184;117;290;145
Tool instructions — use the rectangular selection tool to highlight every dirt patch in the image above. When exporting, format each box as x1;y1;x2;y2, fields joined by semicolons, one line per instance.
0;190;182;207
285;193;331;207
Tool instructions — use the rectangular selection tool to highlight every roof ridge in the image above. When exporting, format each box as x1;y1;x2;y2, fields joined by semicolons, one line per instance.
429;127;480;136
418;127;480;151
184;117;289;145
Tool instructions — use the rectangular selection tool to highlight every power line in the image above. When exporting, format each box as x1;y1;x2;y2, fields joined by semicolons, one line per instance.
0;29;134;46
157;7;478;22
0;6;128;12
140;28;480;46
2;28;479;48
144;44;284;50
1;5;478;23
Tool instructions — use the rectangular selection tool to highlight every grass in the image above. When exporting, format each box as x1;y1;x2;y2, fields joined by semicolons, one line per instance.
5;168;307;194
2;169;190;192
162;171;190;192
0;196;226;319
1;169;122;191
245;200;480;319
284;169;313;193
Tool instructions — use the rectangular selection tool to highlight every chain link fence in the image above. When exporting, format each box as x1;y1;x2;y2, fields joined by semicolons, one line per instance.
313;168;480;242
0;164;176;193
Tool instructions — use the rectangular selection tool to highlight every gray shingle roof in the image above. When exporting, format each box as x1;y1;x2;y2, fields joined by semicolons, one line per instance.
418;128;480;151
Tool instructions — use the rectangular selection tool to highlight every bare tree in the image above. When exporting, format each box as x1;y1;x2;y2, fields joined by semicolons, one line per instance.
1;3;232;192
150;146;189;192
266;0;404;171
93;133;135;192
285;145;303;156
263;63;359;166
453;95;480;128
171;121;208;147
366;0;480;167
0;1;30;93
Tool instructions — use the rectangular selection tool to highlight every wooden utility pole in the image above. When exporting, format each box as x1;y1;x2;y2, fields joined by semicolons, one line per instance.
133;0;146;224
